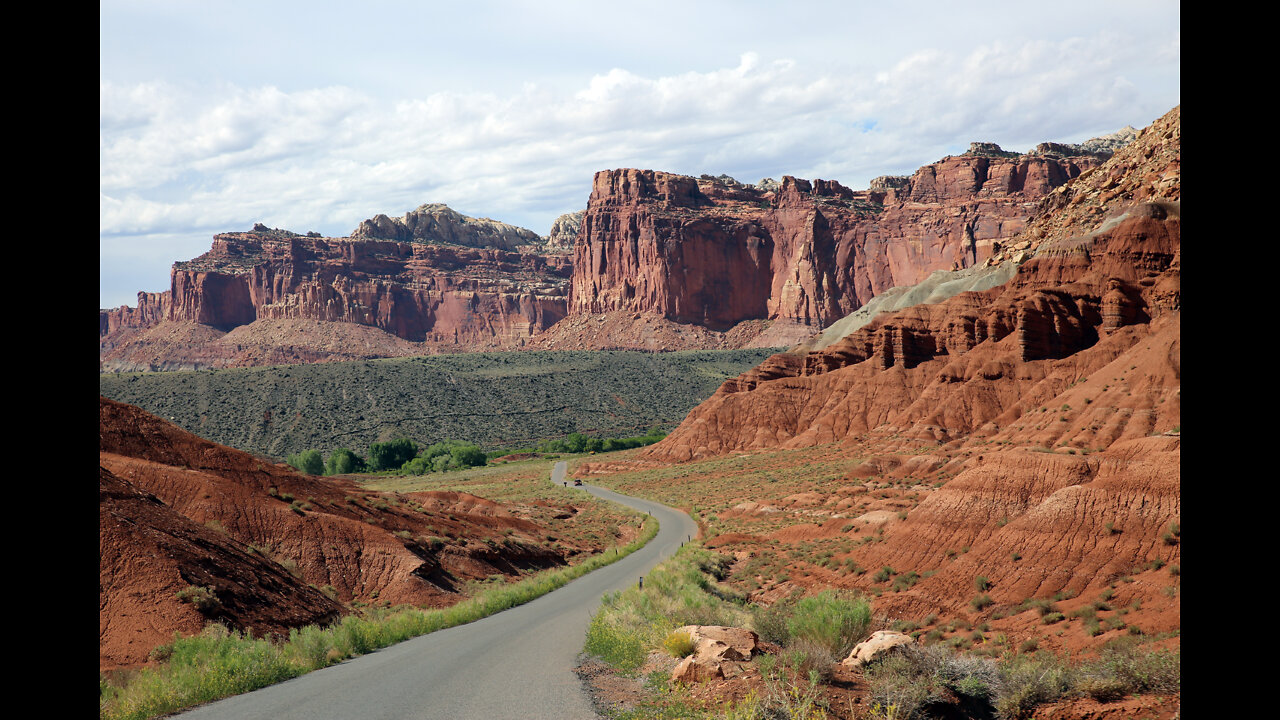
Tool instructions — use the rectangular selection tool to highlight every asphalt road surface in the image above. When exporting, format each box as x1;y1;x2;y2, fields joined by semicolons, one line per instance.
176;462;698;720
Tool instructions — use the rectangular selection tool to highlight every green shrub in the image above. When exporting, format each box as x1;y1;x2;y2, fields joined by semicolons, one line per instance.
662;629;697;658
175;586;221;613
995;653;1076;718
286;449;324;476
786;590;872;659
368;438;418;472
750;597;795;646
400;456;431;475
324;448;366;475
584;613;647;670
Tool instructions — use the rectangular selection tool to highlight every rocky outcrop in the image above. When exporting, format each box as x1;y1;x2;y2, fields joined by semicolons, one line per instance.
101;221;574;366
352;203;544;251
643;106;1178;463
669;625;763;683
546;210;585;252
571;147;1108;334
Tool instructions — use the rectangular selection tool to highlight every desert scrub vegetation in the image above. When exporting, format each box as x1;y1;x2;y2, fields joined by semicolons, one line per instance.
101;516;659;720
585;545;752;671
287;428;669;479
98;349;776;458
861;638;1179;719
754;589;874;682
585;546;863;719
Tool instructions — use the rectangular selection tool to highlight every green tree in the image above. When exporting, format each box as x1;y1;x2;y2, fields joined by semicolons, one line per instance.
448;443;487;468
325;448;366;475
286;449;324;476
401;456;431;475
368;438;418;472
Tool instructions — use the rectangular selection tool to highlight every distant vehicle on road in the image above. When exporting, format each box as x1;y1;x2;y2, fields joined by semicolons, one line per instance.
574;479;583;486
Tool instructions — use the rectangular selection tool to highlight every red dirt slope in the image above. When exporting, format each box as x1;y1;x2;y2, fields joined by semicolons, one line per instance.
99;396;574;669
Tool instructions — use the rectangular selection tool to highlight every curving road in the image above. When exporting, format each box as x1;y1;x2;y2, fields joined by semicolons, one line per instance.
176;462;698;720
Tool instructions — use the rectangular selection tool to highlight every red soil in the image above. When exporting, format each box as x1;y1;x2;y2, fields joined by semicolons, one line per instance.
99;397;600;669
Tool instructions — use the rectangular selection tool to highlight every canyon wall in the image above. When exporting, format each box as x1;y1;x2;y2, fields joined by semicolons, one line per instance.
570;146;1106;334
101;215;574;365
102;142;1114;369
642;107;1179;462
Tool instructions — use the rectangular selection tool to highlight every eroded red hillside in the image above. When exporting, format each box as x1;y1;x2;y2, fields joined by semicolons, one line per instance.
99;396;611;669
577;107;1180;661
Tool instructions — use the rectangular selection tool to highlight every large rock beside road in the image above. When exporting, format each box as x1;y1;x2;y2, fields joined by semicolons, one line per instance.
669;625;762;683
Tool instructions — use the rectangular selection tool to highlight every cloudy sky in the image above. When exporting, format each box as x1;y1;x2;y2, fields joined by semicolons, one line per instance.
100;0;1179;309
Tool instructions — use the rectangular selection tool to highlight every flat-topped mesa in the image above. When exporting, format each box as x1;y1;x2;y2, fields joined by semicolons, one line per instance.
351;202;549;252
101;221;574;350
587;168;714;210
901;146;1103;204
571;143;1110;332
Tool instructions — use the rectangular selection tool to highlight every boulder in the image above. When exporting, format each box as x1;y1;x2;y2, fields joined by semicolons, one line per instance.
668;625;761;683
840;630;914;670
675;625;760;661
671;654;725;683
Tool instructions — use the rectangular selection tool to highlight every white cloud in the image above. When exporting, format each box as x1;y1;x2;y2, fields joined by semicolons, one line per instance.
100;30;1178;308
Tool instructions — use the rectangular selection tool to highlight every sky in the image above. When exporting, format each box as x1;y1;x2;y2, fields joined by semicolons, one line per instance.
100;0;1179;309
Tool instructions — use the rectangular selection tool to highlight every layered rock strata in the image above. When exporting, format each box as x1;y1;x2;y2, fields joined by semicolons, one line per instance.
102;135;1122;368
572;147;1106;334
642;107;1178;462
101;207;574;366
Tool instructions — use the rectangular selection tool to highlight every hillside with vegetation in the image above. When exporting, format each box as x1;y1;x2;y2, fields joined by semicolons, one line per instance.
98;349;777;460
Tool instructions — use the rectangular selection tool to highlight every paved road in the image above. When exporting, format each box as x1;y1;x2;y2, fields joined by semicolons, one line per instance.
177;462;698;720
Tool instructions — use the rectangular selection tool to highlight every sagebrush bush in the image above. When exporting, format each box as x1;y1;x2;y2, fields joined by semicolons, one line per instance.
995;652;1076;719
750;597;795;646
785;590;872;659
174;586;221;613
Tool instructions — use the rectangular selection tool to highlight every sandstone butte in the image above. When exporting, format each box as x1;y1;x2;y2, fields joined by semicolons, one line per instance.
98;395;635;670
99;134;1122;371
580;106;1180;662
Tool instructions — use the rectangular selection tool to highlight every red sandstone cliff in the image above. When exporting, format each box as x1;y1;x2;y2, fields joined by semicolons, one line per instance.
576;109;1180;660
101;138;1117;369
571;146;1106;334
100;213;574;369
642;108;1178;462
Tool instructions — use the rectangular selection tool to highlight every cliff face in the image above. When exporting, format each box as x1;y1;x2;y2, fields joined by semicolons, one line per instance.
101;212;574;367
574;110;1180;654
101;137;1118;369
643;106;1179;462
571;148;1105;332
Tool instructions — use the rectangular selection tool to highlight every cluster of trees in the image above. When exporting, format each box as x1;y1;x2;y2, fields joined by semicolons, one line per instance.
286;438;488;477
534;429;666;454
284;428;668;477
